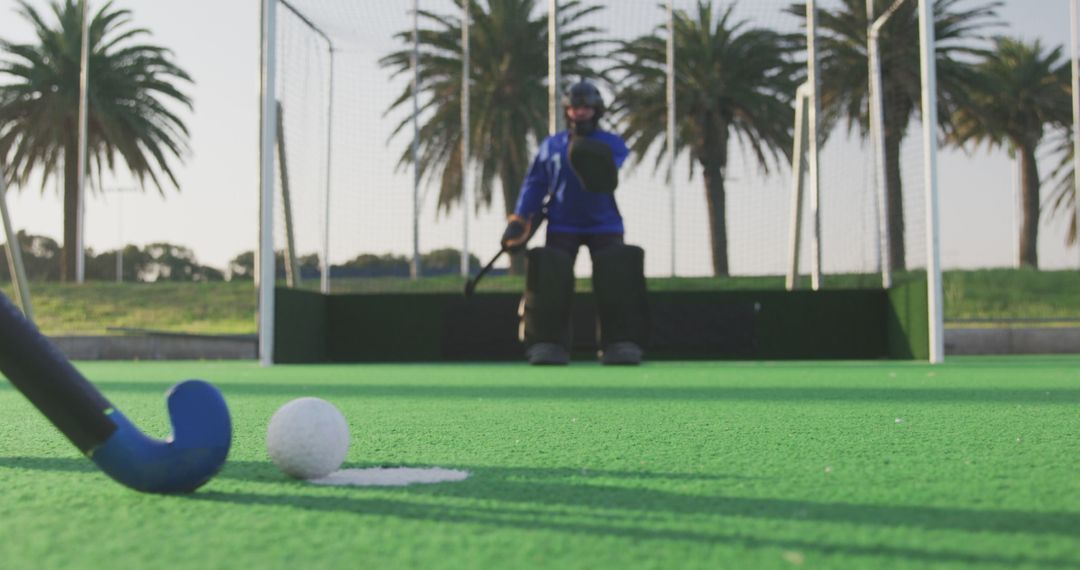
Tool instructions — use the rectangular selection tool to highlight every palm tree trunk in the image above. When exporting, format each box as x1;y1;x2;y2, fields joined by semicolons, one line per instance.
884;128;907;272
701;158;729;277
62;128;79;283
1018;142;1040;268
499;164;526;275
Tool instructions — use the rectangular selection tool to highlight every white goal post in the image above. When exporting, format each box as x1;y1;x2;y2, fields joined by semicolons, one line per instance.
257;0;944;365
0;164;33;321
787;0;943;362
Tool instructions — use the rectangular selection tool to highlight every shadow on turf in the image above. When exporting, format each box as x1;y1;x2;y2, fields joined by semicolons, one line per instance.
6;454;1080;565
192;463;1080;569
35;381;1080;405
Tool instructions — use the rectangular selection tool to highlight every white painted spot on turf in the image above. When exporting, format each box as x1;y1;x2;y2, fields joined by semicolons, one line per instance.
307;467;470;487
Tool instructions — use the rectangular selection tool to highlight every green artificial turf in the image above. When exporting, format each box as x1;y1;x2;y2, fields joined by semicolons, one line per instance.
1;358;1078;569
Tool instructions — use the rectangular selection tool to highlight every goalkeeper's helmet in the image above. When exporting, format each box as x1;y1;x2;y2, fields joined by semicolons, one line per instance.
562;80;605;135
562;80;605;118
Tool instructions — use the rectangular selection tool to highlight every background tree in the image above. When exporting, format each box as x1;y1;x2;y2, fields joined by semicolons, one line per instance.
422;247;480;274
611;1;800;276
84;244;143;281
0;0;193;281
950;37;1072;268
136;243;222;282
338;253;410;278
790;0;999;271
227;250;319;281
380;0;605;274
2;234;224;282
0;230;61;281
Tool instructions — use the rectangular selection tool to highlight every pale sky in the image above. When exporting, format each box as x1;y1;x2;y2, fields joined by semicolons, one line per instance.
0;0;1077;276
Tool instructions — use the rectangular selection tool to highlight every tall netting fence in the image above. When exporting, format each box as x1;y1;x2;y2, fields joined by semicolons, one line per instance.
269;0;931;292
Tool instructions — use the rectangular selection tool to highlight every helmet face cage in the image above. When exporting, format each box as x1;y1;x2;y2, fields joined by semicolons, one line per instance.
562;81;605;119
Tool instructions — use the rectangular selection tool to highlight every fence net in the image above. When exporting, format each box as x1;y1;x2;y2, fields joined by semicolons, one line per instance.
271;0;930;292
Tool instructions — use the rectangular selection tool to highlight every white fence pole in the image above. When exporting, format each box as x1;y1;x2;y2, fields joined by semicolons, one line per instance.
918;0;945;363
258;0;279;366
548;0;561;135
411;0;421;280
806;0;823;290
322;49;334;294
1071;0;1080;264
75;0;90;284
868;0;907;289
0;168;33;321
666;0;677;278
461;0;471;278
786;84;810;291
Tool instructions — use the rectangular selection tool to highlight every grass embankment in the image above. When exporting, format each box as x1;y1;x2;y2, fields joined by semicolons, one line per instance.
942;268;1080;322
0;281;256;335
2;268;1078;335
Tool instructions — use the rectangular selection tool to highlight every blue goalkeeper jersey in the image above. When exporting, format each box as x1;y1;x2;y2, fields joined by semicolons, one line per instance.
514;130;630;234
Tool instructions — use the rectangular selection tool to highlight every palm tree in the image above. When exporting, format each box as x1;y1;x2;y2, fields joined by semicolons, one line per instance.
1046;130;1077;249
611;2;801;276
789;0;999;271
380;0;605;274
0;0;192;281
951;38;1072;268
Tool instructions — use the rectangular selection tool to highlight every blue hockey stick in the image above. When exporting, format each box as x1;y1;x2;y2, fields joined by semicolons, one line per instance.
0;291;231;493
465;196;551;298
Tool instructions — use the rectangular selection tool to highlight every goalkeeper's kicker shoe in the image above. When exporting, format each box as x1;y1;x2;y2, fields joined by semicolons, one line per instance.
526;343;570;365
600;342;643;365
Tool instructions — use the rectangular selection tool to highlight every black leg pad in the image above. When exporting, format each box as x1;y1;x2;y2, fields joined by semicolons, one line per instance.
520;247;575;348
592;245;649;347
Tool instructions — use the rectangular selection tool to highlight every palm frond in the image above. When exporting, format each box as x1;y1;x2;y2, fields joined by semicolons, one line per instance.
380;0;605;216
